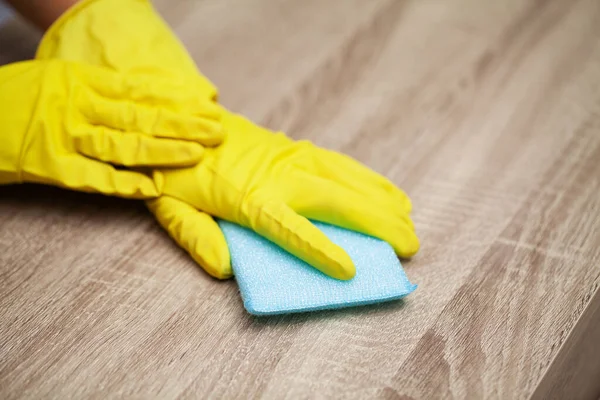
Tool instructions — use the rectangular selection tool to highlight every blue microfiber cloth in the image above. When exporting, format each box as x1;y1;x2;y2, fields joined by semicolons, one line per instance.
217;219;417;316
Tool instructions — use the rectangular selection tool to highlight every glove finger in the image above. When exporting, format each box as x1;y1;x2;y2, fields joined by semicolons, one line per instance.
80;89;224;145
146;196;232;279
59;156;159;198
246;193;355;280
74;126;204;167
287;173;419;258
305;148;412;213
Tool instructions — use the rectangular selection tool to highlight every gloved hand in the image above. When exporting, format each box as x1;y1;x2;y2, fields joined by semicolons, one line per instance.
153;109;419;280
36;0;419;280
35;0;233;276
0;58;223;198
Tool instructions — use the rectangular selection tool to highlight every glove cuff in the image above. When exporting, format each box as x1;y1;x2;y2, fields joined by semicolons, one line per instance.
35;0;102;59
35;0;219;100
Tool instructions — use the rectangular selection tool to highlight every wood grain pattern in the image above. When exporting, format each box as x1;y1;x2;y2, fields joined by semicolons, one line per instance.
1;0;600;398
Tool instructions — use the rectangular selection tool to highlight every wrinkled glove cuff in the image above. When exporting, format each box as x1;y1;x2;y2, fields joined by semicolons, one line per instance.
35;0;219;100
35;0;102;59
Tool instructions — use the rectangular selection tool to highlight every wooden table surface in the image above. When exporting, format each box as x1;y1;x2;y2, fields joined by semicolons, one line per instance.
1;0;600;398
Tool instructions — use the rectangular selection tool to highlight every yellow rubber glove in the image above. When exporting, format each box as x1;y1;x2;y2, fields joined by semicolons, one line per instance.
153;109;419;280
36;0;217;99
0;59;223;198
36;0;419;280
36;0;233;277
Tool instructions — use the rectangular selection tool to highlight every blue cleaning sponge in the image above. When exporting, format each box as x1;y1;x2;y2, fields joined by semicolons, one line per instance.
217;219;417;316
